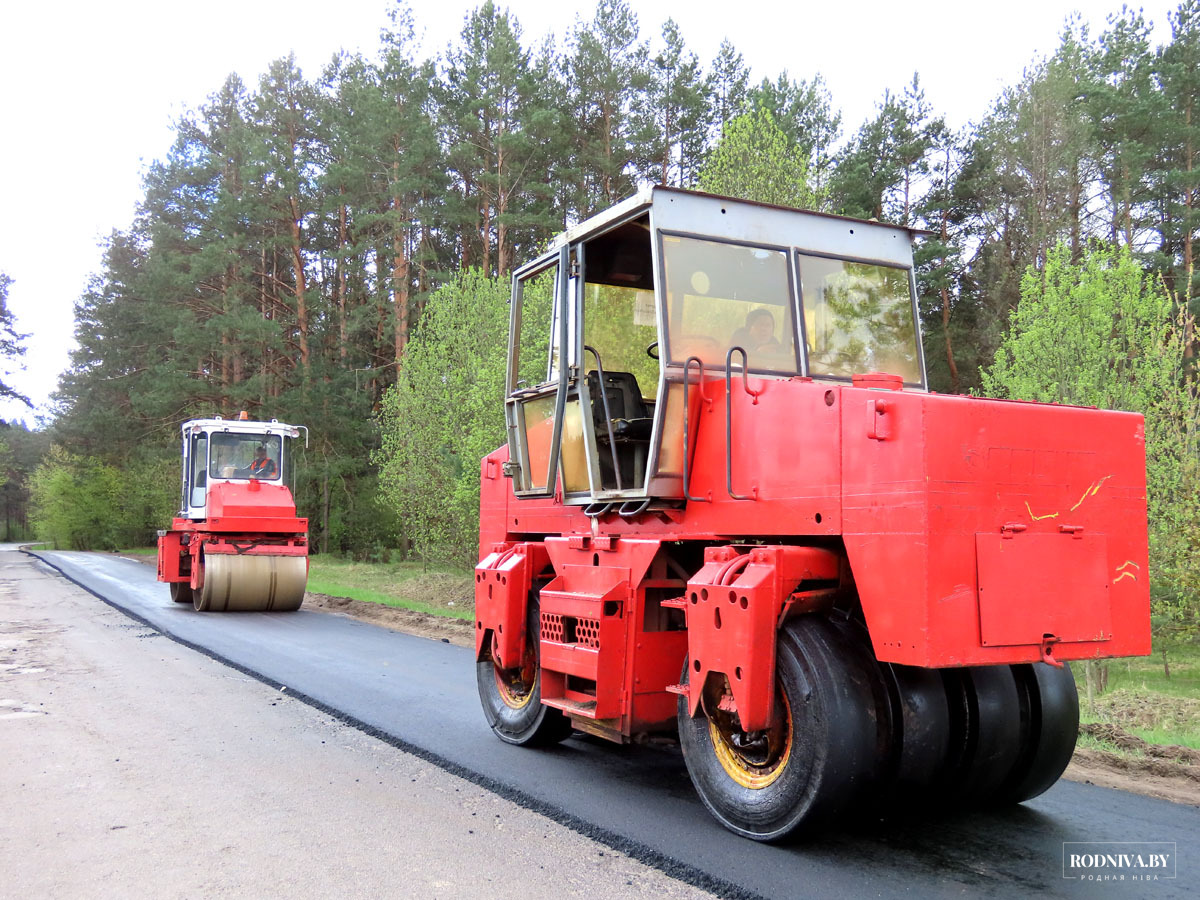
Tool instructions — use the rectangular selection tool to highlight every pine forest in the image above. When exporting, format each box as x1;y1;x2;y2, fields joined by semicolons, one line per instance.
3;0;1199;634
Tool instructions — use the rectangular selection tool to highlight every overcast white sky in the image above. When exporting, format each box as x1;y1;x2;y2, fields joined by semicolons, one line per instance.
0;0;1183;425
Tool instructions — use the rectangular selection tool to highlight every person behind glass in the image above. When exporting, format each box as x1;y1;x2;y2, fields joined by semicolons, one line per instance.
730;308;779;352
244;445;278;479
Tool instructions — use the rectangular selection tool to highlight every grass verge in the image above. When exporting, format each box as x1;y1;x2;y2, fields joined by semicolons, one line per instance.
306;556;474;621
1077;644;1200;752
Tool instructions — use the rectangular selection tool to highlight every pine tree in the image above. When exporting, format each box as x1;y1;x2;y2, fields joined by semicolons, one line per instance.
634;18;709;187
0;273;30;409
1159;0;1200;315
697;106;820;209
707;39;750;139
564;0;647;215
748;73;841;197
1088;9;1162;250
830;76;940;225
442;2;560;275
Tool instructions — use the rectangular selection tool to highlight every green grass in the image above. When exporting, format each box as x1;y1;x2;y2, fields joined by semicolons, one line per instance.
1093;649;1200;699
1129;727;1200;750
1075;730;1145;756
1077;643;1200;750
122;547;476;620
306;556;474;621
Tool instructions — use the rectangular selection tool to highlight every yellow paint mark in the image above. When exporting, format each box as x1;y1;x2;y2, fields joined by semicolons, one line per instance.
1070;474;1114;512
1113;571;1136;584
1025;501;1059;521
1116;560;1140;573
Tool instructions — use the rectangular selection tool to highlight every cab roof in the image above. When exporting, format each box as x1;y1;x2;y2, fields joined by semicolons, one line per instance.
546;186;926;270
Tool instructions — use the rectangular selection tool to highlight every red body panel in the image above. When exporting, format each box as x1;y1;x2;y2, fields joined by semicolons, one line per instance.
474;543;550;666
683;544;842;731
840;388;1149;666
476;377;1150;735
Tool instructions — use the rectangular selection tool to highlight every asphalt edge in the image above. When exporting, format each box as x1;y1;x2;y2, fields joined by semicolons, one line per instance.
24;548;764;900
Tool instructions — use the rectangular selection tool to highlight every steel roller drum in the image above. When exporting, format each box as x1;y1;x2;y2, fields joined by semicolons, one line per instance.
196;552;307;612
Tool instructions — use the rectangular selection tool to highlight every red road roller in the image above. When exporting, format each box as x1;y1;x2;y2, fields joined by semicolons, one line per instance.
474;186;1150;840
158;413;309;612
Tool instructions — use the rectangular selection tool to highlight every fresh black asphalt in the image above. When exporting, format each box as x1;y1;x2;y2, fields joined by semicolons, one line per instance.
30;549;1198;899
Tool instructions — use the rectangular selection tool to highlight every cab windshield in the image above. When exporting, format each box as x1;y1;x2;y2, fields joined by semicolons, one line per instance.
799;255;921;383
660;235;798;374
208;433;283;481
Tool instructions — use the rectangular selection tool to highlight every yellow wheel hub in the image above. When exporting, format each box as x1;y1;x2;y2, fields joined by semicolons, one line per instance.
493;636;538;710
708;691;792;790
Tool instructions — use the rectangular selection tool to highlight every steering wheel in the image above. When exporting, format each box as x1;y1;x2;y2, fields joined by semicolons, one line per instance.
646;341;659;360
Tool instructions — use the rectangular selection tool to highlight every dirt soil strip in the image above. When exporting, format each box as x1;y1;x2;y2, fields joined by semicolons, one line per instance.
125;553;1200;808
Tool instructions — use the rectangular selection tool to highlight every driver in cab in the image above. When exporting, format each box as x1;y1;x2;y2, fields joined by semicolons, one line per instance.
245;445;278;479
730;308;779;352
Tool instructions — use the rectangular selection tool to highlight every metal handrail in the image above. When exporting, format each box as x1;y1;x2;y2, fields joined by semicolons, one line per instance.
583;345;623;491
618;498;652;519
725;347;761;500
682;356;709;502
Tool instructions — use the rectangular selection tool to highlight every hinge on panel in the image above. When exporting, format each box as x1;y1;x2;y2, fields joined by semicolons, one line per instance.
1040;634;1063;667
501;460;519;478
569;259;581;278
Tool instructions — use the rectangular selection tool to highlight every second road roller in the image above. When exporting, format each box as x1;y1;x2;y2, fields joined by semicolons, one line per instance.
157;412;309;612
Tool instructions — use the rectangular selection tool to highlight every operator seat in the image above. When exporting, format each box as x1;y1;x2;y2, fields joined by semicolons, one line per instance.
587;370;653;489
587;370;652;438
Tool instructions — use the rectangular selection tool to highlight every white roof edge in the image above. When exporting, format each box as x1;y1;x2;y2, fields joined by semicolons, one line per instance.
181;418;303;433
549;186;655;249
546;185;927;251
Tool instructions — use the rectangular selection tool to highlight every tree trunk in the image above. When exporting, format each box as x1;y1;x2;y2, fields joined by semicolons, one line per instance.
496;130;508;278
903;167;912;227
1068;159;1083;262
337;196;348;362
940;207;960;393
480;195;492;276
603;100;614;204
392;187;410;362
461;175;475;270
321;463;330;555
288;196;310;371
1085;660;1095;713
1182;100;1196;360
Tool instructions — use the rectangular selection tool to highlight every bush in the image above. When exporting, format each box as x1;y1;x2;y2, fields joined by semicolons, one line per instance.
31;446;177;550
376;270;510;565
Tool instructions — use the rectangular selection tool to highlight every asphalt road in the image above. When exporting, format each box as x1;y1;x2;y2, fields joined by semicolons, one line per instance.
31;549;1199;899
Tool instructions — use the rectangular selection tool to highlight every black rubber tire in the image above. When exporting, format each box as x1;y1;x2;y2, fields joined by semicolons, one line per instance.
476;596;572;747
941;665;1024;804
992;662;1079;804
879;662;951;797
677;616;881;841
169;581;194;604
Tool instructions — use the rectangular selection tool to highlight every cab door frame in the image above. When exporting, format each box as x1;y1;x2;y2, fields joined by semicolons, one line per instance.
505;246;571;498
